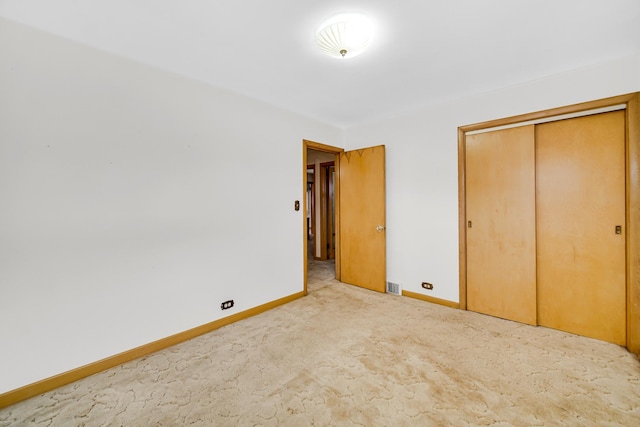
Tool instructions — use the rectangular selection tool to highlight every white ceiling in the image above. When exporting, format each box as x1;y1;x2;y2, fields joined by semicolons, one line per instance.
1;0;639;128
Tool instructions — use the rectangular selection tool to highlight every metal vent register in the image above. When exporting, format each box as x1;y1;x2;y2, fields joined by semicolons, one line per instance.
386;282;401;295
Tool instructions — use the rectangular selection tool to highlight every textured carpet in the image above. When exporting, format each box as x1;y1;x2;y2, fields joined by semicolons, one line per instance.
1;259;639;426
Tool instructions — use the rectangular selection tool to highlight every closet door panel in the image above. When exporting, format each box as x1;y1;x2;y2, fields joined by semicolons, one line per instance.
536;111;626;345
466;125;537;325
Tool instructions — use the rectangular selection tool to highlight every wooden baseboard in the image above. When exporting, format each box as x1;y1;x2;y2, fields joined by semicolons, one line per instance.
402;290;460;309
0;291;305;409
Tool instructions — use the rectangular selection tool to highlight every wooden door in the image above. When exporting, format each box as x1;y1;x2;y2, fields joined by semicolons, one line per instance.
466;126;537;325
536;111;626;345
339;145;386;292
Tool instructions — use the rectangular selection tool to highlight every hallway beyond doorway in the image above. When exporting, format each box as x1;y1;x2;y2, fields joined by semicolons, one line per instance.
307;258;336;293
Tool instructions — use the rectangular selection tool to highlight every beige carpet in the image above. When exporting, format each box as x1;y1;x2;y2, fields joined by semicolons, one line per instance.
2;259;640;426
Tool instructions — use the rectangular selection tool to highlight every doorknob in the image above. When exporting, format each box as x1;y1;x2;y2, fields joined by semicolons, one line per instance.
376;225;386;232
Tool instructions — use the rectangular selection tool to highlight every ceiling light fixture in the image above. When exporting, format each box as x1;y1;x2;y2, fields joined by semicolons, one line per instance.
315;13;373;59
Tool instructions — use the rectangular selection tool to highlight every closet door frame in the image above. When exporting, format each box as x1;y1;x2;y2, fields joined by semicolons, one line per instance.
457;92;640;355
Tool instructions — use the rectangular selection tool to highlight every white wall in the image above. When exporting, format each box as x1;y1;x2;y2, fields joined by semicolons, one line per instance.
0;18;341;394
344;54;640;303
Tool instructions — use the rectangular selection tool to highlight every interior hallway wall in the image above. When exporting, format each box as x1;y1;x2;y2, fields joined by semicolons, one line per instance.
344;53;640;303
0;18;341;394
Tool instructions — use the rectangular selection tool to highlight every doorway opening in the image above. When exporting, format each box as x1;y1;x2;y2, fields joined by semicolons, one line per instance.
303;140;344;294
307;160;336;261
303;139;387;295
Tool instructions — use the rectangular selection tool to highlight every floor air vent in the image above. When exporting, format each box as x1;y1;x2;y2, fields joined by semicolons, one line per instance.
386;282;401;295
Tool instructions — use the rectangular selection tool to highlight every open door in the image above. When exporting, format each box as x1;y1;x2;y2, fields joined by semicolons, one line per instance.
339;145;386;292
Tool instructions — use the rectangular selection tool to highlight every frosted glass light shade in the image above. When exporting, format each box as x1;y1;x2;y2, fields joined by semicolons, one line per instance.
315;13;373;59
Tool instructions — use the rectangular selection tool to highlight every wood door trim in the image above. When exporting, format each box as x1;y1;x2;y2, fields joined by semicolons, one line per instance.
457;92;640;356
460;93;637;133
626;93;640;355
303;140;344;295
457;128;468;310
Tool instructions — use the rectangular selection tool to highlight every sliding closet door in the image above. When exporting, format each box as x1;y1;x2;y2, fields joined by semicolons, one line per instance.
466;125;537;325
536;111;626;345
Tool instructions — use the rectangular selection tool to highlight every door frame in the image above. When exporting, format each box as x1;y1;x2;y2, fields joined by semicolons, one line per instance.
457;92;640;355
303;140;344;294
